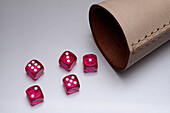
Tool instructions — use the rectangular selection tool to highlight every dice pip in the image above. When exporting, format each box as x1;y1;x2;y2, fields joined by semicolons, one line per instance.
59;51;77;71
83;54;98;73
63;74;80;94
26;85;44;106
25;59;44;80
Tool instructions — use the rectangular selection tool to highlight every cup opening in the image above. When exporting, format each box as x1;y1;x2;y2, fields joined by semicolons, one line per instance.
89;5;130;70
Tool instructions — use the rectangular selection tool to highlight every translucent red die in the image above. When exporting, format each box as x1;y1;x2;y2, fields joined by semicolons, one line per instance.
59;51;77;71
83;54;98;73
26;85;44;106
63;74;80;94
25;59;44;80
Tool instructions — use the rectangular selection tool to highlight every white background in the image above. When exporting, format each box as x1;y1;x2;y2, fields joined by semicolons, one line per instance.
0;0;170;113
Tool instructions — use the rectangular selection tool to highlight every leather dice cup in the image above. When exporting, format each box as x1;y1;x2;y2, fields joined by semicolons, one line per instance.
89;0;170;70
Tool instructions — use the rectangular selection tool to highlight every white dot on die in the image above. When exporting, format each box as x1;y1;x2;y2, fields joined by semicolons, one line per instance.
89;58;92;62
65;52;69;55
70;80;73;82
73;81;77;84
32;61;35;64
31;94;35;98
71;76;75;79
31;66;34;69
68;83;71;86
34;63;38;66
65;78;69;81
34;69;37;72
67;60;70;63
66;56;70;59
37;65;41;68
34;87;38;90
28;64;31;67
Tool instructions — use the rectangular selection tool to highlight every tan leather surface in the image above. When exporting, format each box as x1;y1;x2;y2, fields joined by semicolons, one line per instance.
89;0;170;70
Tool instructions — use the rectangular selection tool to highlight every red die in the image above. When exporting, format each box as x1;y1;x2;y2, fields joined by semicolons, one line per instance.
25;59;44;80
26;85;44;106
59;51;77;71
83;54;98;73
63;74;80;94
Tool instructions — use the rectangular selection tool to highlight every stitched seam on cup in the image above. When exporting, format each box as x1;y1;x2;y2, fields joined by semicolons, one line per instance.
131;21;170;54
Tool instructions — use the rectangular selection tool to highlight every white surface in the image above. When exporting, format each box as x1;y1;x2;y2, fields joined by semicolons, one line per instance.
0;0;170;113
